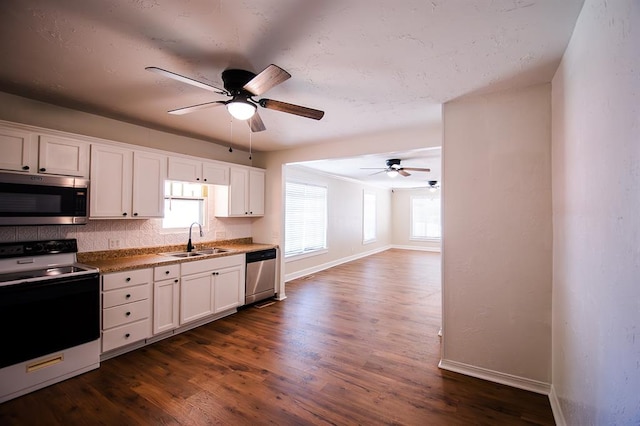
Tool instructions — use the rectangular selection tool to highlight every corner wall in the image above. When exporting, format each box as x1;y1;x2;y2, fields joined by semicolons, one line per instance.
283;166;392;281
550;0;640;423
441;83;552;390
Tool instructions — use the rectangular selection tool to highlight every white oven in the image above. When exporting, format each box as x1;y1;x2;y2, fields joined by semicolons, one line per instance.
0;239;100;403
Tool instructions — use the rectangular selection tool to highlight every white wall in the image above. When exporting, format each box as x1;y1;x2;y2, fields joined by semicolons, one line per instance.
551;0;640;423
391;188;441;251
0;92;255;251
441;83;553;390
283;166;392;281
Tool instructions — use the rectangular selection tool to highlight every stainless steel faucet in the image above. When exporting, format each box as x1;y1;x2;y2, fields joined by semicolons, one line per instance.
186;222;203;252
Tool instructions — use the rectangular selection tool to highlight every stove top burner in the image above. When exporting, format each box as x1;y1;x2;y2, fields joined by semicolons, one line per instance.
0;265;98;285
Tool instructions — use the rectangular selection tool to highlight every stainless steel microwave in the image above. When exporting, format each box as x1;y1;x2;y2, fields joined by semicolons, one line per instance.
0;172;89;226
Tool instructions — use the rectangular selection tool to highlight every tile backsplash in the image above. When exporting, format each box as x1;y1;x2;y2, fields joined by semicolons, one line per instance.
0;216;252;253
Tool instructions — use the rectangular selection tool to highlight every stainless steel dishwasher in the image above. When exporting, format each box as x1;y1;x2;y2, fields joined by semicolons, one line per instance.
245;248;277;305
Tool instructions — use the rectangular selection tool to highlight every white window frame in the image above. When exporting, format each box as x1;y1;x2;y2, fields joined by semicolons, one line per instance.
362;190;377;244
410;193;441;241
162;181;207;231
284;181;328;259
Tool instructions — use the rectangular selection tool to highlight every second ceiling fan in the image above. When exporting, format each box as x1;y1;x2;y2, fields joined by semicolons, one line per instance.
146;64;324;132
363;158;431;177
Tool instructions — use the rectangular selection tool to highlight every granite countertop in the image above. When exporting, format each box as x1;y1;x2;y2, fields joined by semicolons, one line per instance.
77;238;278;274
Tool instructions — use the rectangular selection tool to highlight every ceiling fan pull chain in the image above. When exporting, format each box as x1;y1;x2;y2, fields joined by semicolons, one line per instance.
249;128;252;160
229;118;233;152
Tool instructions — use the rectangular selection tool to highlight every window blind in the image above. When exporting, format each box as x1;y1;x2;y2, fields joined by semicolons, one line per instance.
285;182;327;257
363;191;376;242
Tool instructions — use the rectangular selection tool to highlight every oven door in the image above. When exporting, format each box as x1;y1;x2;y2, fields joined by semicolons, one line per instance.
0;273;100;369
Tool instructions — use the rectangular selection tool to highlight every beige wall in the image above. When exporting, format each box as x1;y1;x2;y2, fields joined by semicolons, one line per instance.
0;91;253;165
441;83;553;388
551;0;639;423
391;188;441;251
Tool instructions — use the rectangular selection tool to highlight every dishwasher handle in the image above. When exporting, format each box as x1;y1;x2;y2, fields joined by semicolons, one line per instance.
246;248;277;263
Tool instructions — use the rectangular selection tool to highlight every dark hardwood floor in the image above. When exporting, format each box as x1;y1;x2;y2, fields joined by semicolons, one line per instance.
0;249;555;425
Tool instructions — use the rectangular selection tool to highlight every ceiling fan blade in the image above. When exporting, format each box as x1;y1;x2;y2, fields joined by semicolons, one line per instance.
243;64;291;96
369;170;386;176
402;167;431;172
399;169;411;177
248;112;266;132
259;99;325;120
146;66;228;95
168;101;226;115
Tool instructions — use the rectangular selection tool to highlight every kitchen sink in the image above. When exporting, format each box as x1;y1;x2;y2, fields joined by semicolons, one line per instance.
196;248;230;255
160;248;231;258
161;251;204;258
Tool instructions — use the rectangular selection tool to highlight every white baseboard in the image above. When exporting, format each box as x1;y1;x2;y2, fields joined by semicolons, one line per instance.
438;358;551;395
548;385;567;426
285;245;391;282
390;244;441;252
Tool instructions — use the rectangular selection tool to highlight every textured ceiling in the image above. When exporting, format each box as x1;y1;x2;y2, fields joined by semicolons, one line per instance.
0;0;584;187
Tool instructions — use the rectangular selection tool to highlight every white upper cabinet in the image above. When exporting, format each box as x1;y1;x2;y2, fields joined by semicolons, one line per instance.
167;156;229;185
0;127;36;173
38;135;89;177
90;144;166;218
214;167;265;217
0;125;89;177
132;151;166;218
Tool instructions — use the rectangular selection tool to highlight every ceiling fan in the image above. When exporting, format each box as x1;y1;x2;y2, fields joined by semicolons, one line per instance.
146;64;325;132
362;158;431;178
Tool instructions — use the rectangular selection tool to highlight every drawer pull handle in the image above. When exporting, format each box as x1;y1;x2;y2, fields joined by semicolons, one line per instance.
126;311;131;316
122;212;128;216
125;333;130;338
165;270;170;275
39;168;46;172
174;279;179;283
125;277;131;282
22;165;30;171
125;294;131;299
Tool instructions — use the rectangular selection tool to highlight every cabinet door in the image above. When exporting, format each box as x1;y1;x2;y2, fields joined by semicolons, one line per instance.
202;161;229;185
167;156;202;182
214;265;243;313
228;167;248;215
153;278;179;334
0;127;36;172
132;151;166;218
248;169;265;216
180;272;214;325
90;145;132;218
38;135;89;177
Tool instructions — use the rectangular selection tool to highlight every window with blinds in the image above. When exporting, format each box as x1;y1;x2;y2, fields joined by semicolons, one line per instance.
363;190;376;243
285;181;327;257
411;194;441;240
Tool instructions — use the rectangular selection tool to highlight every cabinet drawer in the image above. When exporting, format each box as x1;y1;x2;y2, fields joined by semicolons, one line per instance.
154;264;180;281
180;254;244;276
103;299;150;329
103;268;152;291
102;319;150;353
102;284;149;309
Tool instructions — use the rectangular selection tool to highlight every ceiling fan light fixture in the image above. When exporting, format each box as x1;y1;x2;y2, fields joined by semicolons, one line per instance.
226;98;256;120
386;169;399;178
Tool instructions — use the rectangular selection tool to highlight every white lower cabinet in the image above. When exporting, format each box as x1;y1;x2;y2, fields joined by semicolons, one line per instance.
101;268;152;353
179;254;245;326
153;264;180;335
